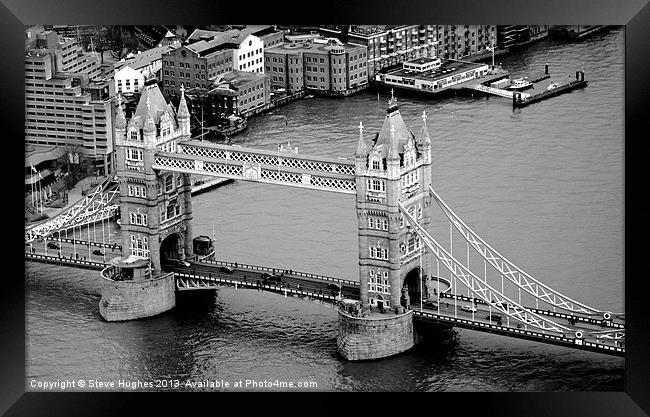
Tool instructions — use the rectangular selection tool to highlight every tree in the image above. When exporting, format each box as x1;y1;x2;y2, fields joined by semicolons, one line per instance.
59;145;95;190
85;26;142;63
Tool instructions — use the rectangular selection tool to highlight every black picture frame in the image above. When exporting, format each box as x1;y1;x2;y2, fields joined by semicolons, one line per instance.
3;0;649;415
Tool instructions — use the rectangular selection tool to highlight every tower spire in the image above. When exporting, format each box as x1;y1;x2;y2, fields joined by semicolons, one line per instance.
143;96;156;134
388;123;399;160
355;121;367;158
115;94;126;130
177;84;189;119
387;88;398;112
419;110;431;145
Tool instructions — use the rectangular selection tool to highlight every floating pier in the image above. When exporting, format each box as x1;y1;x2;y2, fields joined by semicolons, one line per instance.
463;63;587;108
512;70;587;107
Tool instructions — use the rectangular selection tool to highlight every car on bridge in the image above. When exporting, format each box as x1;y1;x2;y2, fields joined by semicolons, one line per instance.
165;259;191;268
92;249;104;256
219;266;235;273
327;283;341;291
47;242;60;250
486;313;503;323
261;273;282;283
460;305;478;313
422;300;439;310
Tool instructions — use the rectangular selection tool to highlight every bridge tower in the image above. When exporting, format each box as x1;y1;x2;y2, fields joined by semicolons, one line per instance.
99;82;194;321
338;91;434;360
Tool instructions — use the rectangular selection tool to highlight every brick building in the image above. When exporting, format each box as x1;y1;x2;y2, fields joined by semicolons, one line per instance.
319;25;438;81
435;25;497;60
265;37;367;95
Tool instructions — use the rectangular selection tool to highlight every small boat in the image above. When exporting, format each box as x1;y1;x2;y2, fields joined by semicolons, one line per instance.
507;78;533;91
547;82;560;91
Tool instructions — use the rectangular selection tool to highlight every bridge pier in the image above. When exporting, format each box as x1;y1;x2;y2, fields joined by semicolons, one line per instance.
337;310;415;361
99;263;176;322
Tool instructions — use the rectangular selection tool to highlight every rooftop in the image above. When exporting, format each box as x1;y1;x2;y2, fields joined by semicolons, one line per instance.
115;43;181;71
267;38;362;54
386;59;487;81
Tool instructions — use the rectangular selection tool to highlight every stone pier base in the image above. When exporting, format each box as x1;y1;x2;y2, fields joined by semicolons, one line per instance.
99;273;176;322
337;310;414;361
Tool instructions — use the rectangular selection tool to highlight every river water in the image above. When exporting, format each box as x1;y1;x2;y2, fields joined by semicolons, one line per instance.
26;28;624;391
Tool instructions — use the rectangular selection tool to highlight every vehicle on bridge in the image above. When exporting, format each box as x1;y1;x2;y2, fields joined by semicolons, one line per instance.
486;313;503;323
92;249;104;256
219;266;235;273
460;305;478;313
47;242;60;250
164;259;191;268
261;272;282;283
422;300;439;310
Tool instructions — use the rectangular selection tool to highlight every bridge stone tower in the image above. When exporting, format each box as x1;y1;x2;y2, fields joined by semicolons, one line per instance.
338;92;433;360
99;83;194;321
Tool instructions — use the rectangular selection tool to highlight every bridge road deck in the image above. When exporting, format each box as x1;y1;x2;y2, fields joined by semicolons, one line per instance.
26;252;623;356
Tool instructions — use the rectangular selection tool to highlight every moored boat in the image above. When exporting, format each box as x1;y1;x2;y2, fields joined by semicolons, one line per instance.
507;78;534;91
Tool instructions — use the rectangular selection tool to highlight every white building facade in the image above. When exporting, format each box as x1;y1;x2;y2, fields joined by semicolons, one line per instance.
114;65;145;94
234;34;265;74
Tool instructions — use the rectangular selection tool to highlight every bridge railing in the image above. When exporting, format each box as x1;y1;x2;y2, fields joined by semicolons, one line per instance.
413;309;624;355
26;252;107;270
175;271;340;302
195;258;359;286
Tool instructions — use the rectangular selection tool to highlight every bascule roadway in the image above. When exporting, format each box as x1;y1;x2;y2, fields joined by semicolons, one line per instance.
171;260;361;300
174;260;621;341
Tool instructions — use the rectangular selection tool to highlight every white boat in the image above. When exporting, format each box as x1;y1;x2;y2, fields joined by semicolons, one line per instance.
507;78;533;91
547;82;560;91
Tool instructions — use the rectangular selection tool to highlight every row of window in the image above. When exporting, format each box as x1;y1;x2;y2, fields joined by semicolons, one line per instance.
160;202;181;223
402;169;420;188
125;148;143;161
368;270;390;294
368;217;389;231
127;184;147;198
130;234;149;258
129;212;147;226
369;246;389;260
238;59;263;70
367;178;386;192
239;49;262;60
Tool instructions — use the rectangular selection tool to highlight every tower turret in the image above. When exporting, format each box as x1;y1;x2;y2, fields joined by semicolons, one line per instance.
177;84;190;137
419;111;431;165
143;97;157;148
355;121;368;158
386;124;400;180
114;94;127;145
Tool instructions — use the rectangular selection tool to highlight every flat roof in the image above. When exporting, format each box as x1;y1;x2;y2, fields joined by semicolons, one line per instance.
405;57;439;65
267;39;363;55
386;59;487;81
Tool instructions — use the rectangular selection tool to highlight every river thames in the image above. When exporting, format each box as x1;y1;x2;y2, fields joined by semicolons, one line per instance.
26;27;624;391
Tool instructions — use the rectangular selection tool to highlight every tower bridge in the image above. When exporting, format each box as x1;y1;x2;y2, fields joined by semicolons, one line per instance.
25;83;624;360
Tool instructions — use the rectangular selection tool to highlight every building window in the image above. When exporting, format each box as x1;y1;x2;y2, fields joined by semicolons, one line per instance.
129;234;149;257
125;148;143;161
129;212;148;226
165;174;174;192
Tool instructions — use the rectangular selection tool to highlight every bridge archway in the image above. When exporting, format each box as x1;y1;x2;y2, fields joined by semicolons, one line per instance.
403;267;426;307
160;232;183;270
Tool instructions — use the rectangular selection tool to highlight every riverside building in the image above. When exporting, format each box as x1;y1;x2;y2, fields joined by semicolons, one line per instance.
319;25;438;81
161;26;284;99
25;26;115;175
264;37;368;96
377;57;489;94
